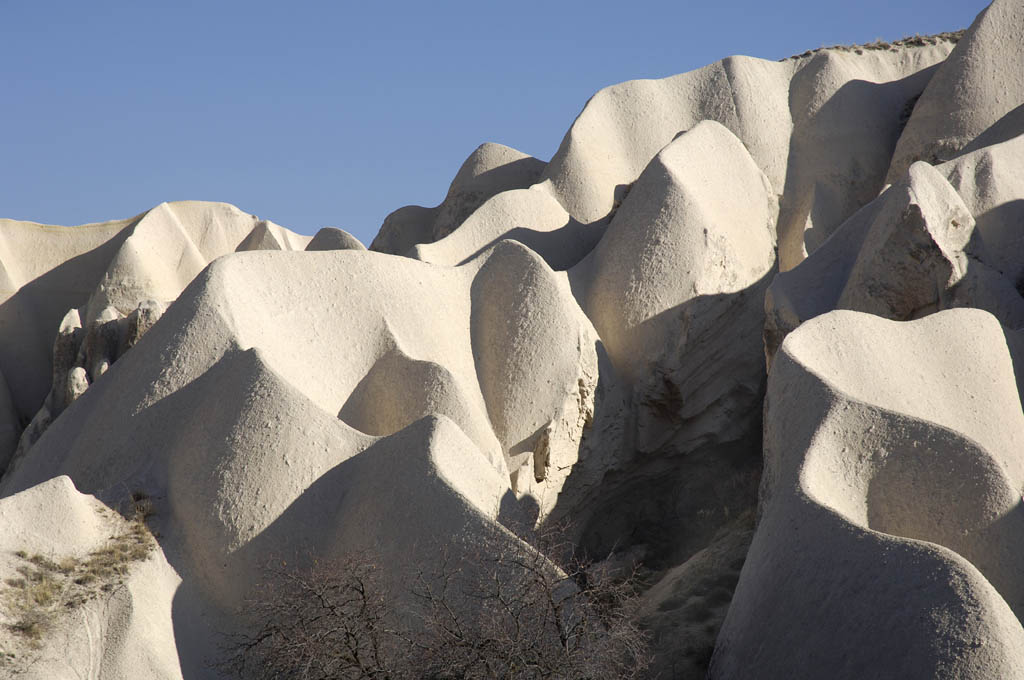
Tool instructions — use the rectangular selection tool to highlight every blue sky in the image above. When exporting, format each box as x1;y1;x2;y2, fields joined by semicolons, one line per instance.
2;1;989;244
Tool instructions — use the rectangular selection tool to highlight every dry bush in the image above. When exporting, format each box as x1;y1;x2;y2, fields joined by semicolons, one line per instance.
218;525;651;679
216;554;400;680
2;495;156;647
410;525;651;679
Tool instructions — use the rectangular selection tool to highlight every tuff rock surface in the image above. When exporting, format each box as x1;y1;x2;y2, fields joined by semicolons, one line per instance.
2;4;1023;678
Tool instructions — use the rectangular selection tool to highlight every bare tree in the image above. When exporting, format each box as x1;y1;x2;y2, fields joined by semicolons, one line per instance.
217;526;651;680
410;525;651;679
215;554;402;680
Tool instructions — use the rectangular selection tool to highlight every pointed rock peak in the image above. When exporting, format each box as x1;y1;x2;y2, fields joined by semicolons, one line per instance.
236;220;285;252
888;0;1024;180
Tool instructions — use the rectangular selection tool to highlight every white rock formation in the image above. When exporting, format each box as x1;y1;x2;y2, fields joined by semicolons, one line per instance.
0;201;310;471
371;142;547;256
778;49;950;267
766;120;1024;364
0;476;181;679
577;120;775;387
888;0;1024;180
711;310;1024;679
412;187;599;270
3;3;1024;678
372;40;955;273
305;226;365;251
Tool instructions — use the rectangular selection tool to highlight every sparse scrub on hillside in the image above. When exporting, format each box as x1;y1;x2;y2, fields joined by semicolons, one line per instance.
782;30;965;61
217;524;652;679
1;495;156;650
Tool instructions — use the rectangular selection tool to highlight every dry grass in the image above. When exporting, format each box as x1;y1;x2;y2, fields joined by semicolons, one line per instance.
4;564;61;641
73;520;153;588
782;30;965;61
4;560;66;644
2;494;156;647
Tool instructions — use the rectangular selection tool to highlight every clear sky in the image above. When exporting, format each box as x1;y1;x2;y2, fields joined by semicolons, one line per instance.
2;1;989;244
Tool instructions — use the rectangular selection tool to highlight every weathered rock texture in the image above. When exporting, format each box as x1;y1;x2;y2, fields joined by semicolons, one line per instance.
711;310;1024;679
2;3;1023;678
0;201;312;472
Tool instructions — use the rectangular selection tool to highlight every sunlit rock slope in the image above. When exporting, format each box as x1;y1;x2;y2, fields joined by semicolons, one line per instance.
2;3;1023;678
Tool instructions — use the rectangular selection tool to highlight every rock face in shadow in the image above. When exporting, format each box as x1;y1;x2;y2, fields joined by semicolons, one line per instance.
6;300;168;476
3;5;1024;678
556;121;775;584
